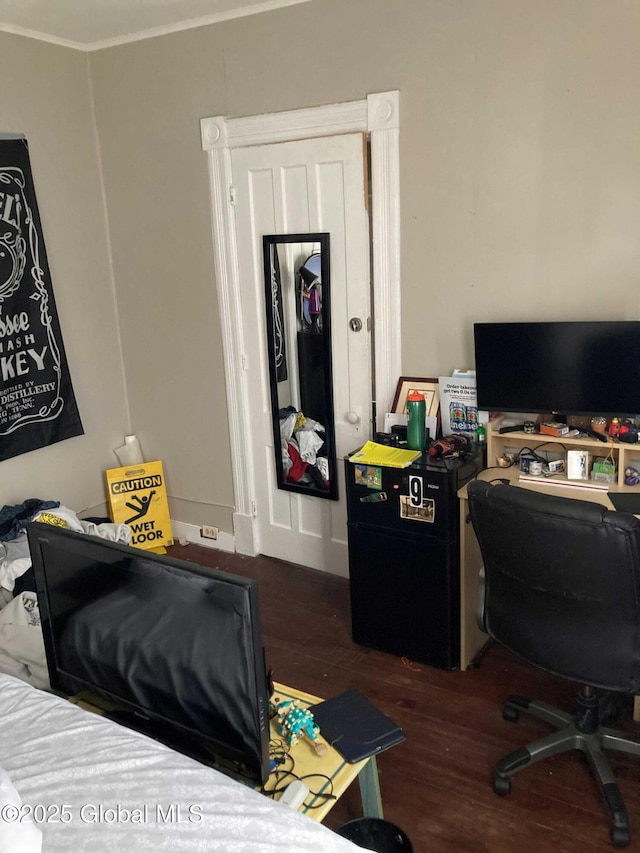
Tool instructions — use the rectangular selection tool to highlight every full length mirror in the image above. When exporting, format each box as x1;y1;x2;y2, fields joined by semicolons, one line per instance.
262;233;338;500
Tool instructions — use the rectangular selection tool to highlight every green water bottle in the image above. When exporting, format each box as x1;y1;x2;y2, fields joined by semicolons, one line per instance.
406;390;426;451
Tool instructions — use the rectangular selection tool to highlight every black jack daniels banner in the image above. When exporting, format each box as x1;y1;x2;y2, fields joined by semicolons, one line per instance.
0;136;83;462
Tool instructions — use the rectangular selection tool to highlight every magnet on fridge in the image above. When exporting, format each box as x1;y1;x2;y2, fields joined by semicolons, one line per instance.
354;464;383;490
359;491;388;503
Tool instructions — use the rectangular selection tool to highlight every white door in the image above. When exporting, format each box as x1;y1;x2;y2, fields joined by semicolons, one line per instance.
232;133;371;575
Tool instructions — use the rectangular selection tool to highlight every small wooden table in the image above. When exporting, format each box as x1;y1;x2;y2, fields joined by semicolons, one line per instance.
265;683;384;822
71;682;386;821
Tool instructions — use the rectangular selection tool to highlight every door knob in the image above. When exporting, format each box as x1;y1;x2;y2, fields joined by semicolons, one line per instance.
349;317;363;332
347;411;360;424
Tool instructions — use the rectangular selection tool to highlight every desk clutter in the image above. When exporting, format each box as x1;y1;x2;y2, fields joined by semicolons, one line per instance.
263;684;404;828
271;689;405;766
515;447;617;488
488;414;640;495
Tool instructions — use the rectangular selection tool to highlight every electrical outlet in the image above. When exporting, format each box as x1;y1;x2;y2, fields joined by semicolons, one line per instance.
200;525;218;540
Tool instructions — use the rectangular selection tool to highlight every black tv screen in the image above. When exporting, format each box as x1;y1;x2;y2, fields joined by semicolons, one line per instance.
27;523;271;785
474;321;640;418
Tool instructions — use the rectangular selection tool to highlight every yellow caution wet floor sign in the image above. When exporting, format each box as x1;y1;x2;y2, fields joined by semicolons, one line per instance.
105;461;173;549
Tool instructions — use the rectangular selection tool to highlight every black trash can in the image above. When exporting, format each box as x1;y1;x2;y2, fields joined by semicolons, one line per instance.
336;818;413;852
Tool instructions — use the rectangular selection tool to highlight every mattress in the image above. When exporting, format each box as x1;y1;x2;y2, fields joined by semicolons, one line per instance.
0;674;363;852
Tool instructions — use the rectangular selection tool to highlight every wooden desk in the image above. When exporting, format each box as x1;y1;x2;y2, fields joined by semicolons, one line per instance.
458;467;640;719
265;683;383;823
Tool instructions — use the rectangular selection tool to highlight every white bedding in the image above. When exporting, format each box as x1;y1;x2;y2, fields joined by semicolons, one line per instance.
0;675;363;852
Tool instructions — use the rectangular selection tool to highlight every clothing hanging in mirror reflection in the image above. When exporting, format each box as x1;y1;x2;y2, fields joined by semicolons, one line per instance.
269;242;288;382
298;253;323;333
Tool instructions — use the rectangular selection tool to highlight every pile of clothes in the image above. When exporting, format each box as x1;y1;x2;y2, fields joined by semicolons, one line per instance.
278;407;330;490
0;499;131;690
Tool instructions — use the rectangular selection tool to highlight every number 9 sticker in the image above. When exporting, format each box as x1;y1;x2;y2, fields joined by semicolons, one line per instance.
408;475;423;507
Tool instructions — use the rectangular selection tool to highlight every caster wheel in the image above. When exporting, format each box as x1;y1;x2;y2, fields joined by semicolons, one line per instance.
611;827;630;848
502;704;520;723
492;775;511;796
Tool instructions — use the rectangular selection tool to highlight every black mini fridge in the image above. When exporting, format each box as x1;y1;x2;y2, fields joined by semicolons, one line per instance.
345;450;481;670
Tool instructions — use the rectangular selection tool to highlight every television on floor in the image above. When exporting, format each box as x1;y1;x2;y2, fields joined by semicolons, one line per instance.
473;321;640;418
27;522;271;785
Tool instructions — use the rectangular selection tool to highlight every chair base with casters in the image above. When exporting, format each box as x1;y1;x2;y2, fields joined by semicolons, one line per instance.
493;685;640;848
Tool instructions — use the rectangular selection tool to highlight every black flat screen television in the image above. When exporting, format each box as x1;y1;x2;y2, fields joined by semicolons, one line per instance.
27;522;271;786
474;321;640;418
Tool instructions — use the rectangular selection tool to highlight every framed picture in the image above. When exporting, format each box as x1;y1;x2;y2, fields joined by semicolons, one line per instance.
392;377;440;418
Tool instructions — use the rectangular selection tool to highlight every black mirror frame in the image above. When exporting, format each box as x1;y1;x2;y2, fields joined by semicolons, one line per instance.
262;233;338;501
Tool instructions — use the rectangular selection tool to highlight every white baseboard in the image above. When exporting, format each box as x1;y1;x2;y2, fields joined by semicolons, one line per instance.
170;520;235;553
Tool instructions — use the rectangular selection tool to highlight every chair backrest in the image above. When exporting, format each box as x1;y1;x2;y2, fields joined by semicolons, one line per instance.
468;480;640;692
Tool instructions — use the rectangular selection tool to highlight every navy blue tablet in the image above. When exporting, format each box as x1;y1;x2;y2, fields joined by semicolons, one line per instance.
311;689;405;763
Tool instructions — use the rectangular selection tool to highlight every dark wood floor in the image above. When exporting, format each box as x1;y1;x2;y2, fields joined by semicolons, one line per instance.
169;542;640;852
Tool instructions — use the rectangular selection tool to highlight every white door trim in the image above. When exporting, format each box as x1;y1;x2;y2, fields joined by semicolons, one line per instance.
201;91;401;556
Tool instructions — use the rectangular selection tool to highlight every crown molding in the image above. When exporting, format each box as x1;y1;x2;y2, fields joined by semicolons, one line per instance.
0;0;313;52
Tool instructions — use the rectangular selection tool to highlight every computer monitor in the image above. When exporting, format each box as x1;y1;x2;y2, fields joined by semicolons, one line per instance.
27;522;271;785
474;321;640;418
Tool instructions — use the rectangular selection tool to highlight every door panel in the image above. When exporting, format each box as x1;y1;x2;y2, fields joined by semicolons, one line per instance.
232;134;371;574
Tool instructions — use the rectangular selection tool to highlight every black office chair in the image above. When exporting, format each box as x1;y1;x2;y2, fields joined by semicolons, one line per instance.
467;480;640;848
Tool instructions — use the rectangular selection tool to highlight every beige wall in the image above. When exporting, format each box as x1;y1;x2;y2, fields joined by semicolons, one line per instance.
0;33;129;514
5;0;637;533
88;0;640;533
89;28;235;531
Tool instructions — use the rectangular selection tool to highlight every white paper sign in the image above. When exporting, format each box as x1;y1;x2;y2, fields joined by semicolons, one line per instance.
438;374;486;436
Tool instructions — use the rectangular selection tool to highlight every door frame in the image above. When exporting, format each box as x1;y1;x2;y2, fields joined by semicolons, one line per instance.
201;91;401;556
